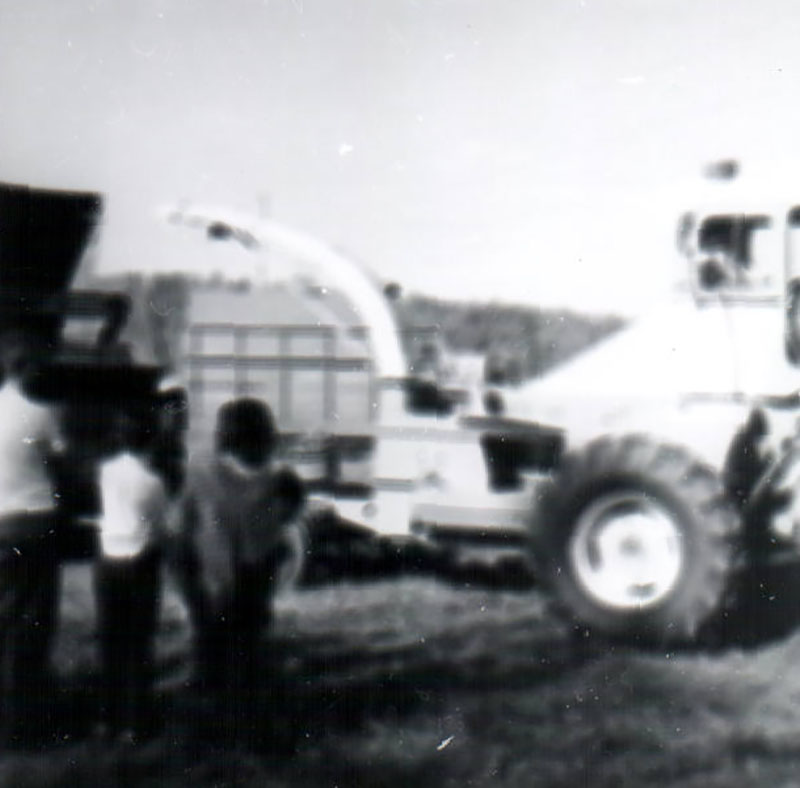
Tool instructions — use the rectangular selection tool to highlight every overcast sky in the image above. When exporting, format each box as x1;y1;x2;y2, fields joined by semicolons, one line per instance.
3;0;800;314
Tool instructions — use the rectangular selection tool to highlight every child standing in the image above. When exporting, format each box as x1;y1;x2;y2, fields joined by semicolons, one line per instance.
173;398;305;714
94;408;169;743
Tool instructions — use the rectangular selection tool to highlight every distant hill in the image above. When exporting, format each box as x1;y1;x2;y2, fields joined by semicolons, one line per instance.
83;272;626;384
393;294;627;382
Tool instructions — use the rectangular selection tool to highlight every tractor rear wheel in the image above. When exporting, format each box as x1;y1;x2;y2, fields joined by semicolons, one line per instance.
531;435;741;645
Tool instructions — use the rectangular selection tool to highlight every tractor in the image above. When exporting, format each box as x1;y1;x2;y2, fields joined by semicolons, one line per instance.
497;177;800;647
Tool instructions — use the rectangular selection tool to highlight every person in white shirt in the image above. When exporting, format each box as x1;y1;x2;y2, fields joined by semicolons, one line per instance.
94;408;170;743
0;330;65;748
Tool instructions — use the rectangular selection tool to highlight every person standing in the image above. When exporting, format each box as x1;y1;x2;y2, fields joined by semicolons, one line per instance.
94;408;170;743
0;331;65;748
172;398;305;732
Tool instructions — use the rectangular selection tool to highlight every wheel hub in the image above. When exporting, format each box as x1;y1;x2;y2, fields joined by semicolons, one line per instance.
569;492;684;610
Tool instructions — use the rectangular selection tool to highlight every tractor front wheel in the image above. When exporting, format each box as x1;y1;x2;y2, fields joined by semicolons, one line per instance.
531;435;740;646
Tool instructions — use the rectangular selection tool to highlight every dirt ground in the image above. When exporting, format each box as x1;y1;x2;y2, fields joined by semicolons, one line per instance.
5;564;800;787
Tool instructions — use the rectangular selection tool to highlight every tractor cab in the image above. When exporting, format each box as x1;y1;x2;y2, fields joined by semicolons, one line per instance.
679;208;784;302
670;199;800;411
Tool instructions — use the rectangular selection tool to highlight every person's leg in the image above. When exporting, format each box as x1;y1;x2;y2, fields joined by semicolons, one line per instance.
212;598;245;743
0;513;60;747
224;556;286;748
188;596;215;689
231;550;285;692
16;543;59;741
195;601;229;695
19;548;58;677
169;543;217;691
95;557;130;735
229;567;266;694
127;549;162;737
0;528;61;748
0;547;26;746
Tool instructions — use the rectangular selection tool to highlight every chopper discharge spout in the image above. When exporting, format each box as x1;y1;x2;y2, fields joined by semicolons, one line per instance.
164;206;408;382
252;218;407;381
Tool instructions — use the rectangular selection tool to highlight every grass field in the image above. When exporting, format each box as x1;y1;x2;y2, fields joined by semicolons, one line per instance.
5;563;800;786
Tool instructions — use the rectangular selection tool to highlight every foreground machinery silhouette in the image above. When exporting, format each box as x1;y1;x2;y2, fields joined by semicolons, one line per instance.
0;182;182;555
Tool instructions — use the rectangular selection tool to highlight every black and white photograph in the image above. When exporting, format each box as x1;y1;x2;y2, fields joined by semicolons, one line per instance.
3;1;800;786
